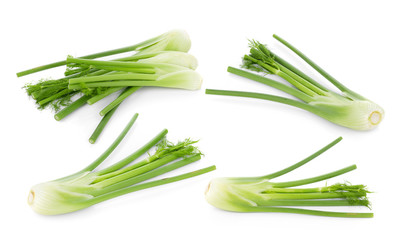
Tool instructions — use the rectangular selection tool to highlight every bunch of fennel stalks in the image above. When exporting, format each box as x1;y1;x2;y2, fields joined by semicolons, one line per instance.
206;35;384;130
205;137;373;218
18;29;202;143
28;113;216;215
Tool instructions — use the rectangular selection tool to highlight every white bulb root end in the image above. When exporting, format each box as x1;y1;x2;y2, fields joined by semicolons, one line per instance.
28;190;35;206
369;111;382;125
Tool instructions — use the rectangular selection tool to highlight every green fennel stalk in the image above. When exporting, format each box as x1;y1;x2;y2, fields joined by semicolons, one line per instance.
17;30;191;77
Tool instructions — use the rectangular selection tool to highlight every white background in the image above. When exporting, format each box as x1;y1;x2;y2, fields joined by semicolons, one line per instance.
1;0;401;239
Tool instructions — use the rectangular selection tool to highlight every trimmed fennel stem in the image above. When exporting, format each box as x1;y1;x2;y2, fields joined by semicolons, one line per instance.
84;113;139;172
89;86;142;144
100;87;141;116
57;113;214;191
89;105;119;144
64;58;177;90
93;146;198;185
69;73;159;84
38;89;73;106
205;66;343;121
97;128;168;175
226;137;359;190
272;34;360;97
243;55;321;97
16;35;162;77
53;69;115;121
64;52;164;77
270;165;357;188
54;95;91;121
89;164;216;205
255;191;366;201
241;206;373;218
224;136;342;184
82;53;167;106
92;154;203;196
246;199;369;207
55;75;140;139
67;57;162;72
263;136;342;179
29;69;108;111
55;113;139;182
227;66;313;102
87;87;123;105
268;52;328;91
205;88;320;115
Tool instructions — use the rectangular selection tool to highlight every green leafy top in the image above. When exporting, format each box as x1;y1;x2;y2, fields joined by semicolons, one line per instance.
146;138;201;163
241;40;280;75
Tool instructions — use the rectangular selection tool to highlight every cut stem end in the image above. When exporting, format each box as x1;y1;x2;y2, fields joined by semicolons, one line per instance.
28;190;35;206
369;111;382;125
